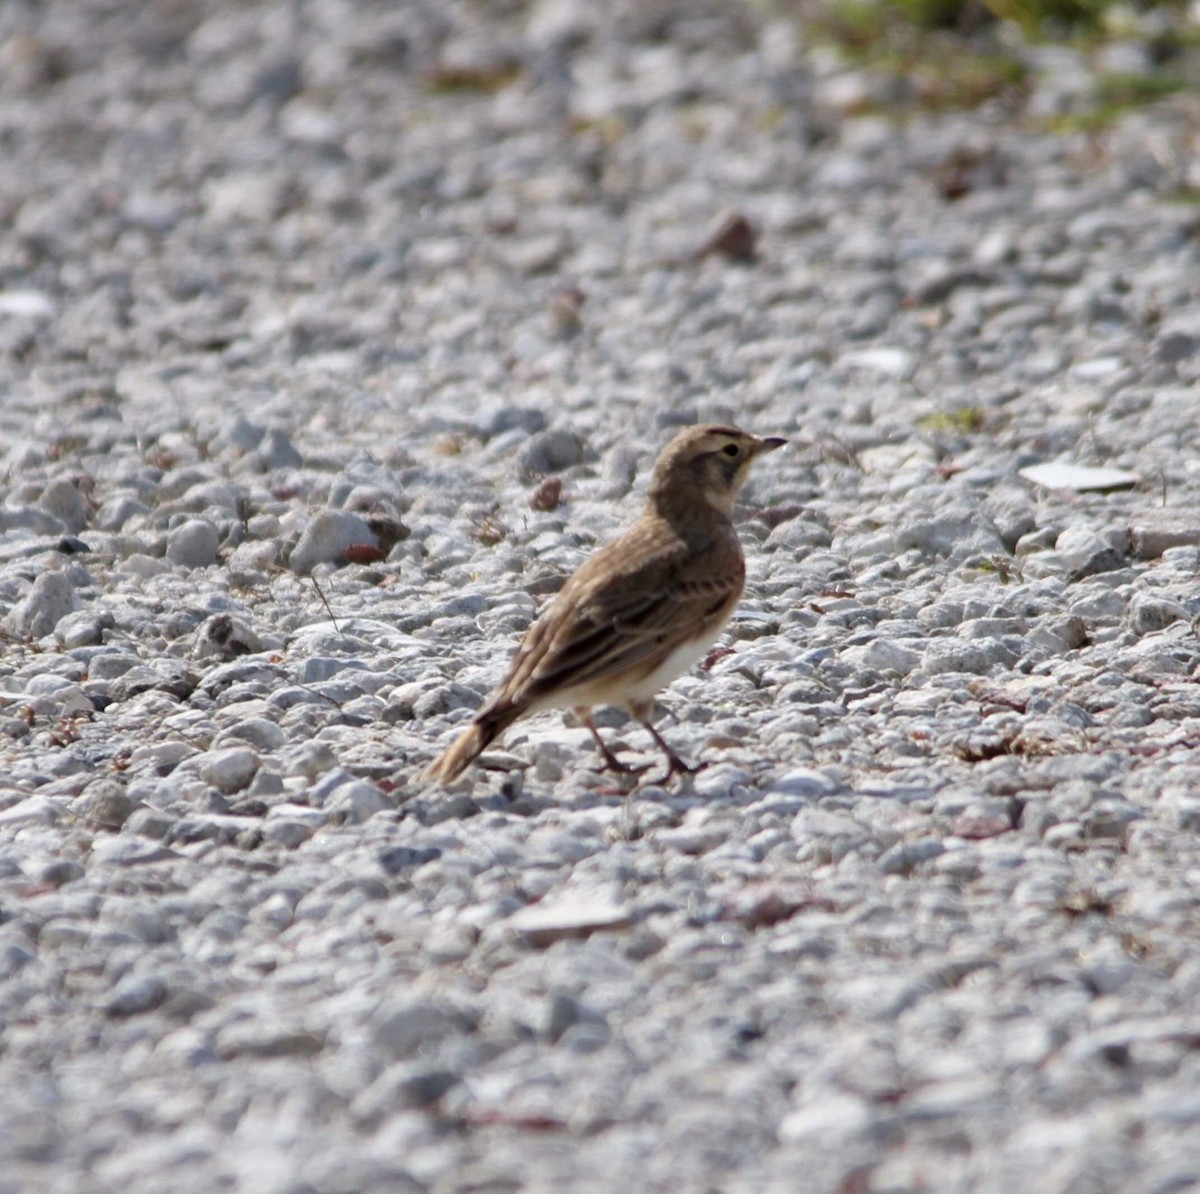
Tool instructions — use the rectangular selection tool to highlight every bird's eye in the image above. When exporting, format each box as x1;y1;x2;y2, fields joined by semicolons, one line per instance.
721;444;740;458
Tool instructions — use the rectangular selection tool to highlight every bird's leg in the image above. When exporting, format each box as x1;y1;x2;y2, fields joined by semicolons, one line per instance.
636;713;709;786
579;710;650;777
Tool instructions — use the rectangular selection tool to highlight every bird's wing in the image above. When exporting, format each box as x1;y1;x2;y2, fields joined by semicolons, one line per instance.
529;571;742;694
485;520;744;712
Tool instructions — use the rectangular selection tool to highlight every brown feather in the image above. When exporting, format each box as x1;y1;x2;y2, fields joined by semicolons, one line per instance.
495;517;744;707
421;704;521;784
422;424;784;783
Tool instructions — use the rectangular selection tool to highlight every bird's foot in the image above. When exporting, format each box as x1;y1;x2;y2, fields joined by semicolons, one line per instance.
636;719;709;786
584;719;652;779
646;753;710;788
589;753;652;778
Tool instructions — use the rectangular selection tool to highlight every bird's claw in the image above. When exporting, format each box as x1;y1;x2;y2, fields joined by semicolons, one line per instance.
589;757;652;778
646;756;710;787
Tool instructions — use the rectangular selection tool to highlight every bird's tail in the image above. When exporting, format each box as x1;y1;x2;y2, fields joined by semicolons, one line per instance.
422;707;518;784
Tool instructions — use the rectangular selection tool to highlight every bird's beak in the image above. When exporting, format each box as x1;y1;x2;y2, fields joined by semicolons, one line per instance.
755;436;788;455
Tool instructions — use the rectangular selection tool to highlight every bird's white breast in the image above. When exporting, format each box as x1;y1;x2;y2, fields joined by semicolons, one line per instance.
534;622;726;714
620;630;723;704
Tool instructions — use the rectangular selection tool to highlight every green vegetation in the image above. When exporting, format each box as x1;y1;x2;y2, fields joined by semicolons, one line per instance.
1093;69;1190;104
1042;68;1192;131
918;408;988;434
852;0;1192;37
807;0;1029;109
422;63;522;95
783;0;1199;118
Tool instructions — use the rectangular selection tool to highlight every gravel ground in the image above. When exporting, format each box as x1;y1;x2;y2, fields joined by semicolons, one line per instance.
3;2;1200;1192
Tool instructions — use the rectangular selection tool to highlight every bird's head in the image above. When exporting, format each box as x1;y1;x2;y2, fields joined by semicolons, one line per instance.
648;424;787;519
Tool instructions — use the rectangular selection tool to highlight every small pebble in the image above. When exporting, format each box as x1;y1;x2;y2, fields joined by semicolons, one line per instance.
166;518;221;567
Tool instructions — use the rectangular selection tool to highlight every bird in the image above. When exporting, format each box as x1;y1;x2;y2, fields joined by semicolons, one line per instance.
423;424;787;785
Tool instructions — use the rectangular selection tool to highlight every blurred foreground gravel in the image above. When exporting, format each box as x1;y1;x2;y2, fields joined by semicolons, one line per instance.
3;2;1200;1192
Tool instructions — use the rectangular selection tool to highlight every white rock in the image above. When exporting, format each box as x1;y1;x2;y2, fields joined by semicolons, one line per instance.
19;675;92;716
95;495;149;530
1069;355;1124;380
1127;593;1190;636
841;639;922;676
779;1094;871;1144
288;509;378;572
0;795;62;827
1019;462;1139;492
120;554;172;579
372;999;465;1059
258;427;303;470
37;479;88;533
128;741;196;774
0;289;55;319
507;887;631;945
104;974;168;1016
772;767;839;798
193;613;262;658
5;572;78;637
198;747;260;793
923;639;1013;675
166;519;220;568
217;716;285;752
260;818;318;847
328;781;391;824
840;346;915;379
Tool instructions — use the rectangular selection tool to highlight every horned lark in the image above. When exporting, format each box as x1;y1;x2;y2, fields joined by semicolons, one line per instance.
424;424;786;785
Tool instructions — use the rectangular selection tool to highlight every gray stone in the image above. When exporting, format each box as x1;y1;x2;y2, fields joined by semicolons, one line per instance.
166;518;220;568
5;572;78;637
1020;462;1139;492
1128;593;1190;636
261;816;319;847
772;767;839;798
517;428;585;478
373;999;469;1060
279;741;339;779
350;1064;460;1125
216;716;286;752
295;656;366;683
219;414;266;452
72;780;137;830
257;427;303;470
54;610;111;649
840;638;921;676
1130;522;1200;560
379;845;442;874
328;781;391;823
893;509;1004;559
104;974;169;1016
506;887;632;945
94;495;150;530
214;1020;325;1059
475;402;547;440
1154;331;1197;364
879;838;946;874
288;509;379;572
124;807;178;840
37;479;89;533
1055;526;1127;579
198;747;260;793
0;934;36;979
27;857;85;887
0;506;66;534
923;638;1016;675
194;613;262;658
